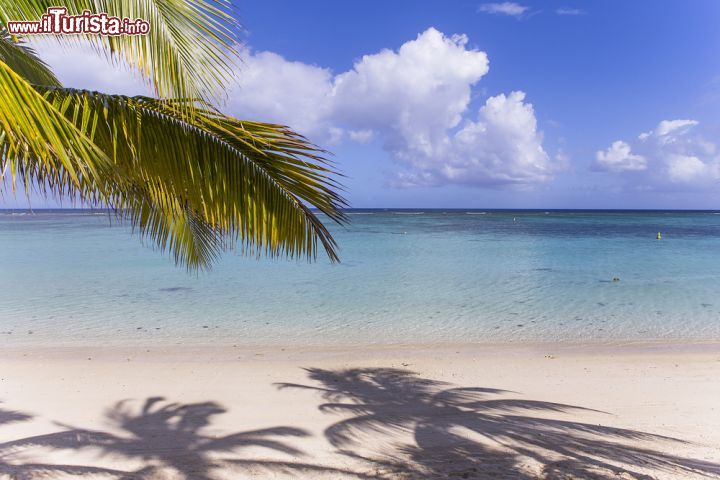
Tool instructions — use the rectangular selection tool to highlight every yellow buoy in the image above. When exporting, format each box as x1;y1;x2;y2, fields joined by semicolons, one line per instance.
656;231;661;240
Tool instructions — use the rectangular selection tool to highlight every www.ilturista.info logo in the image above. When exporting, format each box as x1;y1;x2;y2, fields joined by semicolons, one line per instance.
6;7;150;36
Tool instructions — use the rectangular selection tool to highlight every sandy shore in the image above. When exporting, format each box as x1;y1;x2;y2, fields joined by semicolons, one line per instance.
1;342;719;479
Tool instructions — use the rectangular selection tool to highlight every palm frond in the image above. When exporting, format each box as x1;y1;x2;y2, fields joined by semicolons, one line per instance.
0;59;108;193
0;0;239;104
0;28;60;87
4;87;346;268
0;1;346;269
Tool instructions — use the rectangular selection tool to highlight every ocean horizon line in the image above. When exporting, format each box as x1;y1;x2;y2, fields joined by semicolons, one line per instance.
2;207;720;213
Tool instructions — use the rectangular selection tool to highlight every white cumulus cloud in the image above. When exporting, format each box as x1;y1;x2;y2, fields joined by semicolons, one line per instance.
31;27;558;189
227;49;334;138
650;119;698;138
595;119;720;189
595;141;646;172
227;28;557;188
395;91;553;186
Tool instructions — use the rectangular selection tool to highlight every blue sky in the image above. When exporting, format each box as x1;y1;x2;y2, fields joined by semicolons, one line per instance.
5;1;720;208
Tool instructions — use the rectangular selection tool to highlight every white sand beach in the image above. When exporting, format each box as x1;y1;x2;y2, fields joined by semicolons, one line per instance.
3;0;720;479
1;342;719;479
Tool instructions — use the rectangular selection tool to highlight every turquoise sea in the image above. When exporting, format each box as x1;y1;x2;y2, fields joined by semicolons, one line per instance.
1;209;720;346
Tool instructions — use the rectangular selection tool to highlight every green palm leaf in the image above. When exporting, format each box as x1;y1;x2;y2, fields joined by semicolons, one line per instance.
0;0;239;104
0;1;346;269
5;87;346;269
0;28;60;87
0;60;109;193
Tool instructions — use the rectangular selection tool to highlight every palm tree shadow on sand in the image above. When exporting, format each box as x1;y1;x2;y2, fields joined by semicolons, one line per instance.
278;368;720;480
2;403;121;479
0;397;372;479
0;404;31;427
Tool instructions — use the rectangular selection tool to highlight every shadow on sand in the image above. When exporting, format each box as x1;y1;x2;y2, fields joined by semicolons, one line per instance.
2;403;121;479
2;369;720;479
0;397;370;479
278;368;720;480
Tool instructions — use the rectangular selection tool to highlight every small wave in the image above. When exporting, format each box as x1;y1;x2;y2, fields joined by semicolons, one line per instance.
465;212;487;215
347;212;375;215
393;212;424;215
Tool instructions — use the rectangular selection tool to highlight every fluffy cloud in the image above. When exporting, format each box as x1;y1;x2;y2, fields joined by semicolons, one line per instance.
227;28;557;188
644;119;698;139
477;2;529;16
394;91;553;186
230;28;489;137
31;39;151;96
595;141;646;172
227;50;334;138
331;29;489;146
31;27;558;189
595;119;720;189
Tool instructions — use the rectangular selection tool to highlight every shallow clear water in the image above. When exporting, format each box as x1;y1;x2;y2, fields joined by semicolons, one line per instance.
1;209;720;346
